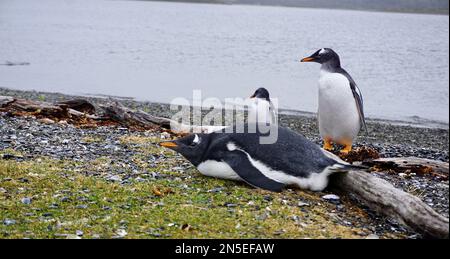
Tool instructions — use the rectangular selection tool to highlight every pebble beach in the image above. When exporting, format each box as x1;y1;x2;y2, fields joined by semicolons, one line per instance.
0;87;448;239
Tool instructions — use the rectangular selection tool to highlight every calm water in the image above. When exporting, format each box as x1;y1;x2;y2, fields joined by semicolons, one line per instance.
0;0;449;124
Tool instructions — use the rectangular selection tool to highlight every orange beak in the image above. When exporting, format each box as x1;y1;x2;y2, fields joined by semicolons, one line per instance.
159;141;178;148
301;57;315;62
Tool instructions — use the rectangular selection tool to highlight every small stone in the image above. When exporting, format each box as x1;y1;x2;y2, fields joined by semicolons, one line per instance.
108;175;121;182
3;219;16;226
135;177;145;182
76;230;84;236
160;132;170;139
366;234;380;239
76;205;88;209
297;201;310;207
0;187;6;193
49;203;59;209
263;195;273;202
299;222;308;228
21;197;32;205
290;215;300;222
255;213;268;221
18;178;29;183
116;229;127;237
208;187;225;193
273;229;285;235
60;197;71;202
225;203;237;208
181;224;192;231
66;234;82;239
322;194;340;202
38;118;55;124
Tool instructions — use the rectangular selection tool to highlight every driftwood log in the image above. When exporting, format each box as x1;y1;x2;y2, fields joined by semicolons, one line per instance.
0;96;15;107
331;169;449;239
364;157;449;180
102;102;227;133
0;96;448;238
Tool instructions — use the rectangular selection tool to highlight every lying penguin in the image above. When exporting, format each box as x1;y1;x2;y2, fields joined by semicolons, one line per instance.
160;124;363;192
301;48;367;153
248;88;277;125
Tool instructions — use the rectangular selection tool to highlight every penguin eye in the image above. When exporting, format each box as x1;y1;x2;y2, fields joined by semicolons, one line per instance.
190;134;200;146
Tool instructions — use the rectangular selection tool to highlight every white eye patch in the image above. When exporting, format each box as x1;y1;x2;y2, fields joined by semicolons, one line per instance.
319;48;326;55
193;134;200;144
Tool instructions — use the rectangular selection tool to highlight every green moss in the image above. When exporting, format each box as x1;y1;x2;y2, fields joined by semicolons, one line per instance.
81;136;105;143
0;148;23;157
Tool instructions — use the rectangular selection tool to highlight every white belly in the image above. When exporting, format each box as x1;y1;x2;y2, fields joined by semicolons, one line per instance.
318;71;361;142
197;160;242;181
248;99;275;124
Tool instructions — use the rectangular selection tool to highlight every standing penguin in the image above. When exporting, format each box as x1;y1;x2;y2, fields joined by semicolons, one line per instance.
301;48;367;153
160;124;364;192
248;88;277;125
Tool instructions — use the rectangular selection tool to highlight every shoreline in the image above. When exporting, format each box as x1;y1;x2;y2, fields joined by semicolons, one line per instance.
145;0;450;15
1;87;448;130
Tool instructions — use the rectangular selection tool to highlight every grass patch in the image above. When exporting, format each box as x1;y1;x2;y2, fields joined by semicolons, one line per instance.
1;142;405;239
81;136;104;143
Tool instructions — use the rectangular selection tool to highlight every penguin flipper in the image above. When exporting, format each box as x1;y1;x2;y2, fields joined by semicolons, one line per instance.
222;151;286;192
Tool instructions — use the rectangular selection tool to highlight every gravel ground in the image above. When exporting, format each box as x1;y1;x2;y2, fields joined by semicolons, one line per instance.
0;87;449;237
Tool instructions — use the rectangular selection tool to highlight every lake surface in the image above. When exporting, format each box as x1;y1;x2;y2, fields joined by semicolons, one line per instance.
0;0;449;125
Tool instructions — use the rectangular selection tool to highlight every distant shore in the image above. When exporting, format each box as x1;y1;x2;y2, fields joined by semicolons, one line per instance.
145;0;450;15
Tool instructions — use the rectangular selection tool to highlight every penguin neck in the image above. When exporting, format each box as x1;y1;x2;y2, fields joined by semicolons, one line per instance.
320;58;341;73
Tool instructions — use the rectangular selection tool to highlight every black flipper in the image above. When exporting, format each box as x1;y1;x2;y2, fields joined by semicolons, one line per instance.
337;68;368;136
222;150;285;192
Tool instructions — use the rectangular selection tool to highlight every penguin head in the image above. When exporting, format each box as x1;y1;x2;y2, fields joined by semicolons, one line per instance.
301;48;340;65
250;87;271;102
159;133;210;166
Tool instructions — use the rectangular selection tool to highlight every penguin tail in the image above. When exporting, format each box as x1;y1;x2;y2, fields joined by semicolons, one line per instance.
329;163;368;173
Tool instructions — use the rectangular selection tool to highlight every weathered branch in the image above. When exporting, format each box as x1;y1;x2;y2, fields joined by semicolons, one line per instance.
101;102;227;133
56;99;96;114
0;96;15;107
330;170;449;239
364;157;449;180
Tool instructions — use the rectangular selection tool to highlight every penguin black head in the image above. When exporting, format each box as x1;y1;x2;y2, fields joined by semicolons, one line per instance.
159;133;210;166
250;87;271;102
301;48;340;68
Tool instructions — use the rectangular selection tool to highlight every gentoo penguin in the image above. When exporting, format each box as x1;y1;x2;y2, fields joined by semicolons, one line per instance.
160;124;363;192
301;48;367;153
248;88;277;125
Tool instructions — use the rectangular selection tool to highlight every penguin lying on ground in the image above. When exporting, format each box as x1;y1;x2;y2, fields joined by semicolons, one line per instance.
160;124;364;192
248;87;277;125
301;48;367;153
